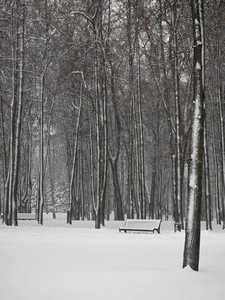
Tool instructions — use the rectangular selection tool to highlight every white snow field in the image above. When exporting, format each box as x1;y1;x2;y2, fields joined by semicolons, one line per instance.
0;214;224;300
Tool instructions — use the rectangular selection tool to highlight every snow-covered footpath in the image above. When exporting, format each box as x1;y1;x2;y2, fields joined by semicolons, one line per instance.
0;214;224;300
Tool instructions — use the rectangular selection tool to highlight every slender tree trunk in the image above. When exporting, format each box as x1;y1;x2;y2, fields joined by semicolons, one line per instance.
12;0;25;226
136;34;146;219
127;0;135;219
218;81;225;229
108;67;124;220
38;75;45;225
0;96;7;219
203;121;212;230
68;83;83;224
0;97;7;188
94;42;101;229
149;157;156;219
89;113;96;222
171;0;183;227
49;135;56;219
212;124;221;224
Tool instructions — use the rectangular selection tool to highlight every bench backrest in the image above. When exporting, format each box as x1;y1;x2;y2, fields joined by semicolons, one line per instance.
17;213;36;220
125;219;161;230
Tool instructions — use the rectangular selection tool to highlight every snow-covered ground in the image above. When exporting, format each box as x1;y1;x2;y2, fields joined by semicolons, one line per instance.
0;214;224;300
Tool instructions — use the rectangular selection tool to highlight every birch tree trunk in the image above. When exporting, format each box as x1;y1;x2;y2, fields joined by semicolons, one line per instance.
183;0;205;271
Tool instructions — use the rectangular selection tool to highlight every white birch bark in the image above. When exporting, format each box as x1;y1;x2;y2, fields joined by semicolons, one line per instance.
183;0;205;271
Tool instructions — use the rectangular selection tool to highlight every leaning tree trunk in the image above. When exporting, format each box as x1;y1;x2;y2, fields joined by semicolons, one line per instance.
183;0;205;272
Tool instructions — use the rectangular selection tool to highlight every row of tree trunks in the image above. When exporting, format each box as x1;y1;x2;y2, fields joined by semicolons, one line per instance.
3;0;25;226
1;0;224;232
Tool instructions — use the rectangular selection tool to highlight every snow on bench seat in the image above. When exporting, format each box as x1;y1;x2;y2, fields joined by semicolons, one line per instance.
119;219;162;234
17;213;36;220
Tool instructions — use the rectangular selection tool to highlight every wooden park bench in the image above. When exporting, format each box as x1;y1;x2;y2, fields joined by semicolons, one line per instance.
119;219;162;234
17;213;36;220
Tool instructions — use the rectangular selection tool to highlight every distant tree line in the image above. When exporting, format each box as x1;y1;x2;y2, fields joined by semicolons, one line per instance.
0;0;224;229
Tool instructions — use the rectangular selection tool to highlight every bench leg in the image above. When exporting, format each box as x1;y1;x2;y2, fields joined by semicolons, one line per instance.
119;229;127;233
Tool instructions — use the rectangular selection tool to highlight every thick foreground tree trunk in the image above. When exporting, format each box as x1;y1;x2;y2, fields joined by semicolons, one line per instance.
183;0;205;272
